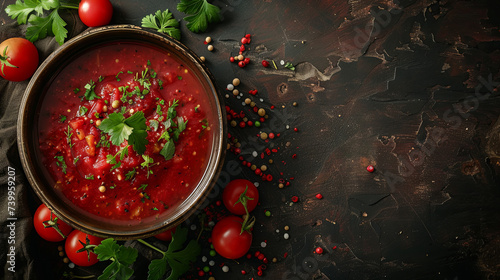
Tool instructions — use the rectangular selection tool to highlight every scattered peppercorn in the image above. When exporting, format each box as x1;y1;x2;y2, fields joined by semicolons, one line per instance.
315;247;324;254
366;165;375;172
315;193;323;200
262;60;270;67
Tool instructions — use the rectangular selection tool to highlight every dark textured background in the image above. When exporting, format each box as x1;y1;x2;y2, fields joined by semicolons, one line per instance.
1;0;500;279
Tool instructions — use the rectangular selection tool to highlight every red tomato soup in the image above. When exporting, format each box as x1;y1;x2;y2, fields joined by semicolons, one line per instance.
38;42;213;221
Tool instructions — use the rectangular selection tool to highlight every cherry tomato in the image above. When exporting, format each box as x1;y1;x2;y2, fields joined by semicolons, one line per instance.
65;230;103;266
154;227;175;241
211;216;252;259
33;204;73;242
222;179;259;215
0;37;39;82
78;0;113;27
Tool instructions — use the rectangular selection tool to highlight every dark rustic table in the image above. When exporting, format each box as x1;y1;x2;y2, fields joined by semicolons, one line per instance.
1;0;500;279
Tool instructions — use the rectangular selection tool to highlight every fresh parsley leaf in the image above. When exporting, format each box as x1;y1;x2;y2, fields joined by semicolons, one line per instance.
83;80;100;101
94;238;138;280
99;113;131;146
145;226;201;280
5;0;59;25
85;175;94;180
98;112;148;154
141;9;181;40
25;9;68;45
160;140;175;161
59;114;67;123
177;0;221;33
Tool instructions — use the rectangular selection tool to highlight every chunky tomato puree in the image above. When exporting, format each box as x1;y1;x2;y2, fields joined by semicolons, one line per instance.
38;42;213;221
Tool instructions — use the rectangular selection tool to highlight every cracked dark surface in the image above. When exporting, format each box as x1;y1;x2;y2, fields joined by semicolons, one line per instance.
1;0;500;279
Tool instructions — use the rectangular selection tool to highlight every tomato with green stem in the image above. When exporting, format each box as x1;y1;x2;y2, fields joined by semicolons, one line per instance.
222;179;259;215
211;215;254;259
65;230;103;266
0;38;39;82
78;0;113;27
33;204;73;242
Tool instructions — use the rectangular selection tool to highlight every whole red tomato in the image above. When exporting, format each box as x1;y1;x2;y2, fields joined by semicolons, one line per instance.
78;0;113;27
155;227;175;241
211;216;252;259
222;179;259;215
65;230;103;266
0;38;39;82
33;204;73;242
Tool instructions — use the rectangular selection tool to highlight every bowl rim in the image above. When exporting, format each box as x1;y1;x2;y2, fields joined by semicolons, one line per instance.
17;24;227;239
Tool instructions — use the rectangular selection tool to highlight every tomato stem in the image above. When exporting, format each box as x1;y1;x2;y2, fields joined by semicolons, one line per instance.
137;239;165;255
42;212;67;239
236;185;255;234
1;46;18;76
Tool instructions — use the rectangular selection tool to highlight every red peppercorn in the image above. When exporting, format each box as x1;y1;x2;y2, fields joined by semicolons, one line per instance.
257;254;265;260
255;168;262;175
366;165;375;172
245;34;251;39
247;120;253;126
239;121;246;128
198;270;205;277
332;246;337;250
240;45;246;52
257;270;263;276
268;132;275;139
244;57;250;64
241;37;249;44
315;193;323;200
238;61;246;68
266;174;273;181
291;196;299;203
262;60;270;67
241;270;246;275
294;127;298;132
247;253;252;259
315;247;324;254
230;56;235;62
254;251;261;257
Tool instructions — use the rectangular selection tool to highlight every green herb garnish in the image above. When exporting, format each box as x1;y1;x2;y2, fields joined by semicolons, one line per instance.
54;155;67;174
99;112;148;155
94;239;138;280
84;80;100;101
177;0;221;33
141;9;181;40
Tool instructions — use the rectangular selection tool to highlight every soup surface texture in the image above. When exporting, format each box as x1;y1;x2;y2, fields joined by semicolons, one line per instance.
38;42;213;221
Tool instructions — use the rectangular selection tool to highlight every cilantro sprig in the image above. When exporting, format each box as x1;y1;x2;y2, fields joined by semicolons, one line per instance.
5;0;80;45
98;112;148;155
177;0;221;33
142;9;181;40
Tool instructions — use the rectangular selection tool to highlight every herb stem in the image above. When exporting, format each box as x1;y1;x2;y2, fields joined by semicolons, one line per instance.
137;239;165;255
60;3;79;9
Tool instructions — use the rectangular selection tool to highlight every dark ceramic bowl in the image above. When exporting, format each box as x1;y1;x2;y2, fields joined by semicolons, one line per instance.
17;25;226;239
